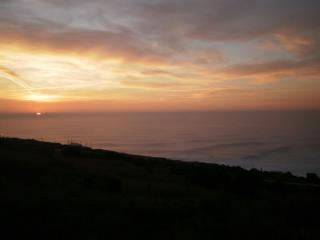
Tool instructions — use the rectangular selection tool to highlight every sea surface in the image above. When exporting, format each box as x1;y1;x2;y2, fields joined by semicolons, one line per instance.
1;111;320;176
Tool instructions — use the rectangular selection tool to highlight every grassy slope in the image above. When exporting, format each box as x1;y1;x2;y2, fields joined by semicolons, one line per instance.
0;137;319;240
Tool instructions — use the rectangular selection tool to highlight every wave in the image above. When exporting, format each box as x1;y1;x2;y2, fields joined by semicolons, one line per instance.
187;141;266;152
243;146;292;160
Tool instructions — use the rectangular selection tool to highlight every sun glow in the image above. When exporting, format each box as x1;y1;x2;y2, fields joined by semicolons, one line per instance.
26;94;59;102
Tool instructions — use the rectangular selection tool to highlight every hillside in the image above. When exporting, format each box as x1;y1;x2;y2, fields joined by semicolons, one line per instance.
0;137;319;239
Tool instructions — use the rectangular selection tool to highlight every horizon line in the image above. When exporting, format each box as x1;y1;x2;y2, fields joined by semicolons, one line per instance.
1;109;320;115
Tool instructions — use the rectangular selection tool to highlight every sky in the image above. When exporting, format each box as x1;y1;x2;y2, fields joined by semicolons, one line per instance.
0;0;320;112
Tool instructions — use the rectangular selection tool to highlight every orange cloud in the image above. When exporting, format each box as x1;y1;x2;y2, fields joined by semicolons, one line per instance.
273;32;315;56
218;57;320;82
0;65;19;78
0;22;170;66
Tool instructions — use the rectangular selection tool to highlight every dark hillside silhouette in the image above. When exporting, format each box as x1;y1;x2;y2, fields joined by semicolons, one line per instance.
1;137;320;240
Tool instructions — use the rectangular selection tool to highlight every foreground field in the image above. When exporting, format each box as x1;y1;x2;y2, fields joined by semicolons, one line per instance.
0;137;319;239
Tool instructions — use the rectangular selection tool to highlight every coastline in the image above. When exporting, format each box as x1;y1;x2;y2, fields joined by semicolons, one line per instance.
2;111;320;176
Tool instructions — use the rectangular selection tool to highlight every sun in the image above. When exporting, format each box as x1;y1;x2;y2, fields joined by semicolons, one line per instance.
36;112;42;116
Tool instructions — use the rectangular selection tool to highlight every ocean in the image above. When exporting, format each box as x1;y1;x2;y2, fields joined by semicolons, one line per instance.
1;111;319;176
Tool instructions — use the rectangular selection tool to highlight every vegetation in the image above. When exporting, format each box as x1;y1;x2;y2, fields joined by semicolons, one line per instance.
1;137;319;239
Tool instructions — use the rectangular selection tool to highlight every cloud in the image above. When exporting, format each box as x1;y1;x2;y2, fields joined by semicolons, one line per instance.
121;78;180;89
0;0;320;110
219;57;320;82
2;0;320;58
103;0;320;45
0;65;32;91
272;32;319;56
0;21;171;65
0;65;19;78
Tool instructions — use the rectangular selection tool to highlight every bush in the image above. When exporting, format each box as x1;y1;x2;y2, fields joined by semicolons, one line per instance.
306;173;320;184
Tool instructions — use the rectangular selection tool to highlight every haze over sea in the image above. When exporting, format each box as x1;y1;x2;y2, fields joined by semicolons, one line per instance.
1;111;319;176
